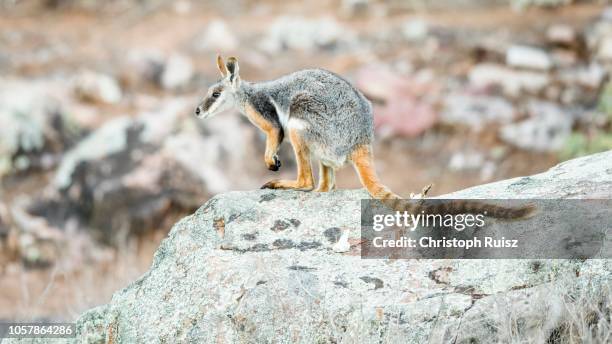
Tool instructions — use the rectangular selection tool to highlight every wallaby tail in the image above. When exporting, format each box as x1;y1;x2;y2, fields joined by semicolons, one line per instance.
350;145;536;219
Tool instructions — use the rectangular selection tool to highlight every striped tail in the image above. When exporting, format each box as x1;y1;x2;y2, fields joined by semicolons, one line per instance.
350;145;536;219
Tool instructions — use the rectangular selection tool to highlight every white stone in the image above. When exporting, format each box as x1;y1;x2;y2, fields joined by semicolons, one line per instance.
442;94;516;130
558;63;608;89
506;45;553;70
161;54;194;90
260;16;353;53
73;71;122;104
469;63;550;96
546;24;577;45
499;101;573;152
194;20;239;52
448;151;485;171
597;36;612;61
402;19;429;42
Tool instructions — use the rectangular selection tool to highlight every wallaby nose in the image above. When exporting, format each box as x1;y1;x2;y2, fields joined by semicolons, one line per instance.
195;107;201;116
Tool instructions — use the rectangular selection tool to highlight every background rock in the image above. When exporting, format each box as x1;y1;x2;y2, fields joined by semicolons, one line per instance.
25;100;211;244
506;45;553;70
546;24;578;46
160;54;194;90
441;93;516;130
73;71;122;105
0;78;79;177
260;16;354;53
193;20;239;52
469;63;550;96
499;100;573;152
77;151;612;343
19;99;261;245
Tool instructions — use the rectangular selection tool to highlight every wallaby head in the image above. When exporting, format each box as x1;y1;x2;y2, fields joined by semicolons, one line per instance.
195;55;241;118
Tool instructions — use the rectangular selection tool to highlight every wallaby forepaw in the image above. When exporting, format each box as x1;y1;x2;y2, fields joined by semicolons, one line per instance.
267;155;281;171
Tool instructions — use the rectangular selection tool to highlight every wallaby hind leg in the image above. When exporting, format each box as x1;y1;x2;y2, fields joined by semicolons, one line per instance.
261;128;314;191
315;162;336;192
350;145;400;199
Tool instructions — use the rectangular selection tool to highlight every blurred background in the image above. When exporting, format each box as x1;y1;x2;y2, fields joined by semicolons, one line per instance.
1;0;611;321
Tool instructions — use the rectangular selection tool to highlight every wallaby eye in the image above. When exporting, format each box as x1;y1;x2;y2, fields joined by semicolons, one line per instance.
212;92;221;98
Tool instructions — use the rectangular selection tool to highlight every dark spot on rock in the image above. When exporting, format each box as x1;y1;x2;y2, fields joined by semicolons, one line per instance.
323;227;342;243
272;239;295;249
509;177;533;189
428;267;453;285
271;220;290;232
287;265;316;271
470;293;488;301
242;232;258;241
333;280;348;288
256;280;267;285
510;284;529;291
248;243;270;252
547;323;570;344
297;241;322;251
200;198;218;214
259;193;277;202
360;276;384;290
530;260;542;272
454;285;476;294
271;219;301;232
228;214;239;223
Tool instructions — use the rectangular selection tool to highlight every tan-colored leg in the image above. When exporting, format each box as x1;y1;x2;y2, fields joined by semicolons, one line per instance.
261;128;314;190
264;127;282;171
315;162;336;192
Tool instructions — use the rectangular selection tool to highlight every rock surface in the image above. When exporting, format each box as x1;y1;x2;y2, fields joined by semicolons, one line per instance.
76;151;612;343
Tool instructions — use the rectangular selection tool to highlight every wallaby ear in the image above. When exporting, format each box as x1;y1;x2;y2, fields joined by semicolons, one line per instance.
226;57;239;84
216;54;228;77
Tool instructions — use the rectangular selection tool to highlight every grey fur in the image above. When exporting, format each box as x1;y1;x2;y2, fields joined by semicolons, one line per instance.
197;68;374;169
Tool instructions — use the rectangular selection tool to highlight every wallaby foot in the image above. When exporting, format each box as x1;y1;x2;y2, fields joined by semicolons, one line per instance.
261;179;314;191
315;162;335;192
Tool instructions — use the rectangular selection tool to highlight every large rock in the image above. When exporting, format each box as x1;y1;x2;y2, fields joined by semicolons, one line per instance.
76;151;612;343
23;99;263;245
27;99;223;244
